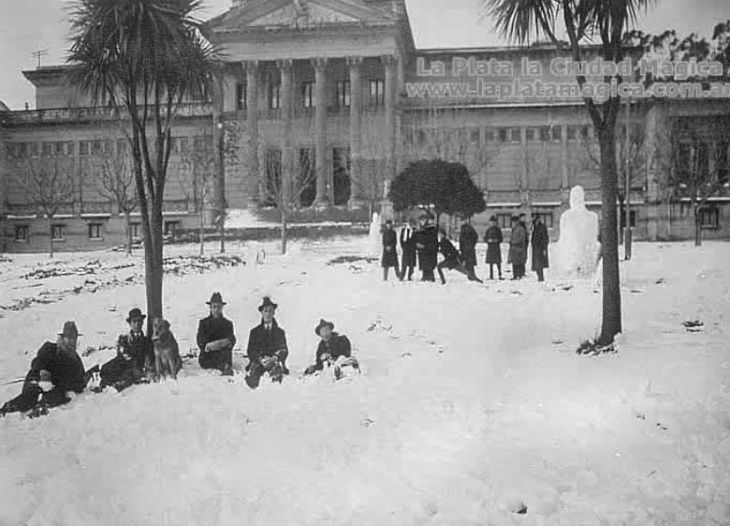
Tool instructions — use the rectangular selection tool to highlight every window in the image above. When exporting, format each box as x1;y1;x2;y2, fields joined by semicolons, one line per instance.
79;141;90;156
236;82;247;110
302;81;315;108
42;142;54;157
619;210;637;228
130;223;141;239
51;224;65;240
485;128;496;143
534;212;554;228
174;137;189;154
103;140;114;155
699;207;719;229
496;213;513;229
54;142;65;156
299;148;316;207
510;128;521;143
5;144;15;160
550;125;562;142
268;81;281;110
336;80;350;109
65;142;75;156
17;143;29;157
538;126;550;142
117;139;128;155
332;147;351;206
469;128;480;144
498;128;509;143
369;79;385;107
164;221;181;236
30;143;40;157
526;128;536;141
14;225;29;242
567;126;578;141
264;148;282;206
580;126;591;140
88;223;103;239
92;140;103;156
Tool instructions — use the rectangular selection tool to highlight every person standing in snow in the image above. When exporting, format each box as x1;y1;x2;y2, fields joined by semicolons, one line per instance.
244;297;289;389
381;219;399;281
304;319;358;380
0;322;86;417
436;229;483;284
197;292;236;376
531;213;550;282
458;217;479;276
483;216;504;280
97;308;153;391
508;215;528;280
399;218;417;281
414;213;438;282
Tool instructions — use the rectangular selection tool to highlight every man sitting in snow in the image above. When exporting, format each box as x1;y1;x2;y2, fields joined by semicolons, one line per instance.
197;292;236;376
0;321;86;417
95;308;153;392
304;319;359;380
245;297;289;389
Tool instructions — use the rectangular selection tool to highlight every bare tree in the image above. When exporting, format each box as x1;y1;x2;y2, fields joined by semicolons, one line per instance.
664;120;729;246
93;146;136;255
262;144;318;254
19;156;76;258
180;132;216;255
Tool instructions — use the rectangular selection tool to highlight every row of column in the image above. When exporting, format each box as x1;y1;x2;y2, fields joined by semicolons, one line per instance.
242;55;398;209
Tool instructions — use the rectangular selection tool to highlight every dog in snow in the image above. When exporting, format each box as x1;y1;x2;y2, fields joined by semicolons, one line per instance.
151;317;183;381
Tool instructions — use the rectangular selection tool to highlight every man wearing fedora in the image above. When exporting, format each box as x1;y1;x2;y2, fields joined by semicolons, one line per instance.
98;308;154;391
531;213;550;282
304;319;357;379
197;292;237;376
244;296;289;389
1;321;86;416
413;213;438;282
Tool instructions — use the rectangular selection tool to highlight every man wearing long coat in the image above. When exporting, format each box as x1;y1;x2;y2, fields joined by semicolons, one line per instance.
508;215;528;280
245;297;289;388
531;214;550;282
399;219;417;281
381;219;399;281
414;214;438;282
483;216;504;280
458;220;478;275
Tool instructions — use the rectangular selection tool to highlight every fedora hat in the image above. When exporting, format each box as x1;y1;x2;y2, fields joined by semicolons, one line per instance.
58;321;80;338
125;308;146;323
314;319;335;336
206;292;227;305
258;296;278;312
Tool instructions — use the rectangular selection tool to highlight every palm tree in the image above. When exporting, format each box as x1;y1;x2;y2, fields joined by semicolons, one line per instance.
68;0;221;329
482;0;651;346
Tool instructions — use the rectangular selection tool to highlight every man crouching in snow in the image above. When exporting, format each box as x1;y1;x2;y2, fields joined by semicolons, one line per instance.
95;308;153;392
245;297;289;389
0;322;86;417
304;319;359;380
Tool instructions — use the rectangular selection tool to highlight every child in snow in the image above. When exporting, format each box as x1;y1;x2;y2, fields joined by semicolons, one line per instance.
245;297;289;389
0;322;86;417
304;319;359;380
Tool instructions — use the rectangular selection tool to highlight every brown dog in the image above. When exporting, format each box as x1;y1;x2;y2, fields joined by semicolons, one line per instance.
151;317;183;381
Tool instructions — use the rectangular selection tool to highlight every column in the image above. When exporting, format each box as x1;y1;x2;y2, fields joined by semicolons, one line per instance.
278;59;294;211
245;60;260;207
383;55;398;183
312;57;329;208
347;56;363;209
211;76;226;226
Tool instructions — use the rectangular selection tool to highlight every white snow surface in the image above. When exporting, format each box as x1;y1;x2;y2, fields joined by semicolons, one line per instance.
1;239;729;525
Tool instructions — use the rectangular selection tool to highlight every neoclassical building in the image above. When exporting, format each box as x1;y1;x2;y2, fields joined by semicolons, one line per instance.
1;0;729;252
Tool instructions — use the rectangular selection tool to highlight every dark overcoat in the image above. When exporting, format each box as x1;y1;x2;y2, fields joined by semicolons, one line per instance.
399;226;417;267
196;315;236;353
531;222;550;271
458;224;478;268
381;228;399;268
246;320;288;365
483;225;503;264
314;333;352;371
27;342;86;394
509;223;528;266
438;237;463;269
415;225;438;271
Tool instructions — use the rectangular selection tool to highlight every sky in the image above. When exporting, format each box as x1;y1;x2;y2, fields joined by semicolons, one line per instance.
0;0;728;109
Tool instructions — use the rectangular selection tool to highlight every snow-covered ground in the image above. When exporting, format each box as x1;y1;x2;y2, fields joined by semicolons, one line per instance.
1;239;729;525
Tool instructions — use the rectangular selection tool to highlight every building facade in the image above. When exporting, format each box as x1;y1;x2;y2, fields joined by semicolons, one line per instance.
1;0;729;252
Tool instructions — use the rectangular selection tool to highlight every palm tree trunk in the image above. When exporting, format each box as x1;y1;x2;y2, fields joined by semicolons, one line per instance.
598;131;622;345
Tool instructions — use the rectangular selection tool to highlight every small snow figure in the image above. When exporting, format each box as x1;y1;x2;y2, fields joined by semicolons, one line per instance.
0;322;86;417
436;229;483;284
381;219;399;281
245;297;289;389
304;319;359;379
368;212;381;258
483;216;504;280
196;292;237;376
553;186;601;278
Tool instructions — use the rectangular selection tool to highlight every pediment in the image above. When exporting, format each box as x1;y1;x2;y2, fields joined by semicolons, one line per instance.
207;0;397;32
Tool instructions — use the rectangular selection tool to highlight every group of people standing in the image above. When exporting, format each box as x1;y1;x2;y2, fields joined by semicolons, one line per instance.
0;294;359;418
381;211;550;284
